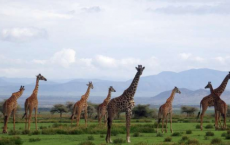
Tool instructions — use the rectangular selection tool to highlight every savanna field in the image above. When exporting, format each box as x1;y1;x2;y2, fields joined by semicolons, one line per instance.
1;111;230;145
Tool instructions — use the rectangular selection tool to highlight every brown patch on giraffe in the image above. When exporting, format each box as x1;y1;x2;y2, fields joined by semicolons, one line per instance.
106;65;145;143
2;86;25;133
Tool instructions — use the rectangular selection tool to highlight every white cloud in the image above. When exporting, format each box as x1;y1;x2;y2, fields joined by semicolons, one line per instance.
82;6;101;13
93;55;117;68
179;53;192;60
1;27;47;42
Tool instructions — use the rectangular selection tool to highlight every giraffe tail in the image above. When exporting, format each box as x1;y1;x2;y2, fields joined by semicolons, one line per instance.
22;99;28;119
158;118;161;124
196;103;201;120
70;105;76;119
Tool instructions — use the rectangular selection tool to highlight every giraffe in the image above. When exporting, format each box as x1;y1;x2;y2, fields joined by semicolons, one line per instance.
98;86;116;124
22;74;47;130
205;82;227;130
2;86;25;133
71;82;93;127
156;87;181;133
106;65;145;143
197;72;230;130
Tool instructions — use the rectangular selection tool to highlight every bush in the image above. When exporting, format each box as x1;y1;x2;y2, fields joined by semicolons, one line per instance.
29;138;41;142
164;137;172;142
31;130;40;135
22;129;30;135
186;130;192;134
205;124;214;129
156;132;163;137
133;132;140;137
8;130;21;135
221;132;227;137
206;131;214;136
211;138;222;144
188;139;200;145
0;136;23;145
196;124;200;129
181;136;189;141
78;141;95;145
225;134;230;140
172;132;181;136
87;136;94;141
134;142;148;145
113;138;125;144
100;134;104;138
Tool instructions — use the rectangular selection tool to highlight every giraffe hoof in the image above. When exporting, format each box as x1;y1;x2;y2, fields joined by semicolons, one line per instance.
2;130;7;134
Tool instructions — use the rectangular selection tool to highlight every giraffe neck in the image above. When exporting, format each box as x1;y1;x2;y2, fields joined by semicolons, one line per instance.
166;89;176;104
33;78;40;96
104;90;112;102
214;74;229;96
82;86;91;101
125;71;141;98
12;90;24;99
209;85;219;100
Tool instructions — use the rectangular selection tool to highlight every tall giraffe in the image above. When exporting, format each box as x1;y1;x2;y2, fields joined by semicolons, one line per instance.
205;82;227;130
2;86;25;133
197;72;230;130
97;86;116;124
106;65;145;143
71;82;93;127
156;87;181;133
22;74;47;130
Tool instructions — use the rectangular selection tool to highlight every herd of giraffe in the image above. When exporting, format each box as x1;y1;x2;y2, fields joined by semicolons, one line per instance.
1;65;230;143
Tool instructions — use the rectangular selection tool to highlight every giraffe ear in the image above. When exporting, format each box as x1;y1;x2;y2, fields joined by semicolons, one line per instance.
143;67;145;70
86;84;89;86
135;67;138;70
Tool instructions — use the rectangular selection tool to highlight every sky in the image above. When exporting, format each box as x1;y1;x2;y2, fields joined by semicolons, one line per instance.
0;0;230;80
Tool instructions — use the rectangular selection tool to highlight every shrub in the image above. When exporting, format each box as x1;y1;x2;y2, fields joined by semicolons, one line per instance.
204;136;209;140
87;136;94;141
172;132;181;136
78;141;95;145
206;131;214;136
196;124;200;129
100;134;104;138
29;138;41;142
225;134;230;140
188;139;200;145
181;136;189;141
186;130;192;134
133;132;140;137
205;124;214;129
0;136;23;145
211;138;222;144
22;129;30;135
8;130;21;135
113;138;125;144
156;132;163;137
31;130;40;135
164;137;172;142
221;132;227;137
134;142;148;145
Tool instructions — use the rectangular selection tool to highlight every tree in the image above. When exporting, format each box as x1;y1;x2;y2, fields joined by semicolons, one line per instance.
87;105;96;118
65;102;74;112
132;104;157;119
50;104;68;118
0;100;5;115
181;106;198;116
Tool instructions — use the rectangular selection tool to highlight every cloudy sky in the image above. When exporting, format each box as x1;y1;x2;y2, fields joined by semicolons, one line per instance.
0;0;230;80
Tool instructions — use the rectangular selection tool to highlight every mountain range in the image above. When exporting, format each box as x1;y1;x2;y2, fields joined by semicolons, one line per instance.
0;68;229;106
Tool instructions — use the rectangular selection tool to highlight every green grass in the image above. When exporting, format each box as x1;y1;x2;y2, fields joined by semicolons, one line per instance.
1;114;230;145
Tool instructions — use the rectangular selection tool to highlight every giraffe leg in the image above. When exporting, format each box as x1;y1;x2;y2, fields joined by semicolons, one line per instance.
106;114;114;143
126;111;131;143
25;109;28;130
104;113;107;126
165;114;168;133
3;115;9;133
162;116;165;133
28;108;33;130
84;107;88;127
13;109;16;131
170;113;173;133
200;105;208;131
214;110;218;130
76;108;81;126
35;107;38;130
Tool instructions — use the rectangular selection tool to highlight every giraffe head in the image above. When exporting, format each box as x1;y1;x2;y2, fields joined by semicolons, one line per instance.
228;72;230;79
205;82;212;89
37;74;47;81
136;65;145;75
87;81;94;89
20;86;25;91
109;86;116;92
174;87;181;94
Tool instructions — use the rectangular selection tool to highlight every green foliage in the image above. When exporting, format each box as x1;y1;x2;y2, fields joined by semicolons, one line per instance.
221;132;227;137
205;124;214;129
21;129;30;135
172;132;181;136
87;136;94;140
211;138;222;144
8;130;21;135
187;139;200;145
133;132;140;137
50;104;68;118
132;104;157;119
113;138;125;144
134;142;149;145
181;106;198;116
181;136;189;141
225;134;230;140
186;130;192;134
0;136;23;145
156;132;163;137
31;130;40;135
196;124;200;129
206;131;214;136
100;134;104;138
29;138;41;142
164;137;172;142
78;141;95;145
